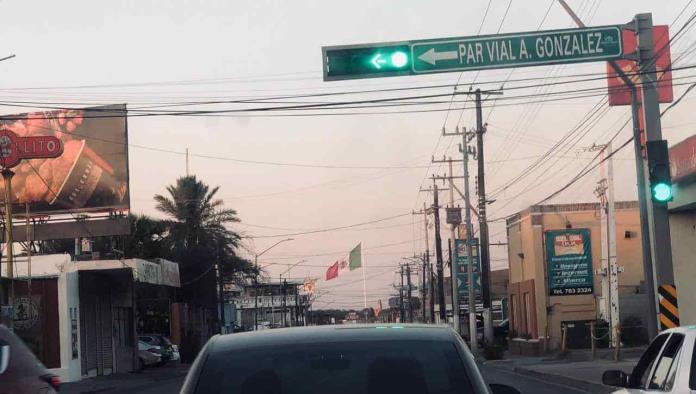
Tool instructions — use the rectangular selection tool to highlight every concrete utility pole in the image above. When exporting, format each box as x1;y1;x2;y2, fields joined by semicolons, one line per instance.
407;264;413;323
431;183;447;323
474;89;496;345
421;252;427;322
635;13;675;332
412;203;432;322
462;132;478;354
590;143;620;347
399;264;405;322
216;242;226;333
431;157;464;333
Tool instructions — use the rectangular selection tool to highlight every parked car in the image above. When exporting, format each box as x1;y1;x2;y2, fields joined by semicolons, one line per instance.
137;340;162;370
180;324;520;394
603;326;695;393
0;324;60;393
139;334;175;365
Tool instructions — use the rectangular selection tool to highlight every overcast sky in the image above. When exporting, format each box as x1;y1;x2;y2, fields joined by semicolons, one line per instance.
1;0;694;309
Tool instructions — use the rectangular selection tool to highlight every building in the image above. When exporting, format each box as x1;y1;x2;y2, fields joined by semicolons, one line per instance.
1;255;180;382
669;135;696;325
230;280;310;330
505;202;646;352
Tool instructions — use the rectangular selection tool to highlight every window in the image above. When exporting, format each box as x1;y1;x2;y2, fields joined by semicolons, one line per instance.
648;334;684;390
664;344;682;391
628;333;669;388
194;340;473;394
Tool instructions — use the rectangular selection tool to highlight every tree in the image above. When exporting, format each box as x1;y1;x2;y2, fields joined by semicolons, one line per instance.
154;175;251;306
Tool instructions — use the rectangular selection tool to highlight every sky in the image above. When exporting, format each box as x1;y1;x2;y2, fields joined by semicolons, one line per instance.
0;0;695;310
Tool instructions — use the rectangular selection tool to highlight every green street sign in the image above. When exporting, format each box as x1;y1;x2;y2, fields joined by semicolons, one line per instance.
323;25;623;81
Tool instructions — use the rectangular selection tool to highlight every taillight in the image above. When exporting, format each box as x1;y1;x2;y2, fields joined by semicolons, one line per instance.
41;374;61;391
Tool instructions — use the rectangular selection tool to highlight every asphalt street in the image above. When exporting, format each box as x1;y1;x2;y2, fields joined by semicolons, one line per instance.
480;365;592;394
63;363;593;393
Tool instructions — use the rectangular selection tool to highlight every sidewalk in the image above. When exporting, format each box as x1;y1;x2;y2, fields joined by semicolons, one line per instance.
484;347;644;394
62;364;189;394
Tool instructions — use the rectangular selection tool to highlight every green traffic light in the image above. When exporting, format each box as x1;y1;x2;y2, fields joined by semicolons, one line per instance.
390;51;408;68
652;182;673;202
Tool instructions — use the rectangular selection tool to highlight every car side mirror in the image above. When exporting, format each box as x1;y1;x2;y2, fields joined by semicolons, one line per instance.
489;383;522;394
0;343;10;374
602;370;628;387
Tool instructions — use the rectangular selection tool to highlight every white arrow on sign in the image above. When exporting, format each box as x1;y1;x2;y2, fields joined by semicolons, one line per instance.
418;48;458;66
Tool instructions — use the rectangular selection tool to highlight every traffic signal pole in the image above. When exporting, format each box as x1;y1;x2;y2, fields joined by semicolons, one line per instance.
557;0;660;340
635;13;675;333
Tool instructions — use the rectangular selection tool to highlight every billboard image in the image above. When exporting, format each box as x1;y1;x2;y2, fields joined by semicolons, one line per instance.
0;104;129;214
546;229;594;296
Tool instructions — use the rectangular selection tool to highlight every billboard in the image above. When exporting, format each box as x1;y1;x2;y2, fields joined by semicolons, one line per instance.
454;238;482;305
546;229;594;296
0;104;129;214
607;26;673;106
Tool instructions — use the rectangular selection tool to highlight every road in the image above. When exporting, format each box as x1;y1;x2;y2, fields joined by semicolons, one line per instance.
62;363;590;394
480;365;592;394
62;364;188;394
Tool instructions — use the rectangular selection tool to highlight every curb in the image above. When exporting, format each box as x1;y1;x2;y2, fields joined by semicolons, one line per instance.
512;366;615;394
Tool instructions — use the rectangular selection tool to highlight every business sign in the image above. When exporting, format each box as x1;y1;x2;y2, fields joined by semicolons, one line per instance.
607;25;673;106
323;25;623;81
0;104;129;214
0;130;62;168
454;238;482;305
546;229;594;296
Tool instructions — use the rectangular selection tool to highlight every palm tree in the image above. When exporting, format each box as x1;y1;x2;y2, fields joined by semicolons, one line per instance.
154;175;241;252
154;176;253;293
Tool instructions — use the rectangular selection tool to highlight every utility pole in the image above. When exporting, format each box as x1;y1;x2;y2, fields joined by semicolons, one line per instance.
412;203;432;322
216;242;226;333
431;183;447;323
399;264;405;322
474;89;496;345
432;157;464;334
460;128;478;354
421;252;427;322
407;264;413;323
185;148;190;176
419;183;449;323
588;142;620;347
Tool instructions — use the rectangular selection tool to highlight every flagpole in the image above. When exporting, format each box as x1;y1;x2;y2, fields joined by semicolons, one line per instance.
361;245;367;321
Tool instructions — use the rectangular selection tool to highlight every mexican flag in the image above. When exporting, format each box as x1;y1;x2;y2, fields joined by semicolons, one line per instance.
325;261;339;281
349;243;362;270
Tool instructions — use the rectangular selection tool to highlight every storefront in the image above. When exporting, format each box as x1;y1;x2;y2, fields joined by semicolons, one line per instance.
1;255;180;382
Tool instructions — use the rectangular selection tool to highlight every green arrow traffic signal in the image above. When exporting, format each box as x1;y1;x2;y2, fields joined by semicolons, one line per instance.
323;45;411;81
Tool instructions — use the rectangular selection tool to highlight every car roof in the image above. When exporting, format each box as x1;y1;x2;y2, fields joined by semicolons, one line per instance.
208;324;458;352
660;326;696;335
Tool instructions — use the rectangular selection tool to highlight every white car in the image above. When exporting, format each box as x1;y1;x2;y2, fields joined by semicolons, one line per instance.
603;326;696;393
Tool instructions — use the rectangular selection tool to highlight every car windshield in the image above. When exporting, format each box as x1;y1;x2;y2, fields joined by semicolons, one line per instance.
194;340;472;394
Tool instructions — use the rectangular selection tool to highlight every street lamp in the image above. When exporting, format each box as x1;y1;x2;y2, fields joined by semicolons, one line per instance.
279;259;306;327
254;238;293;331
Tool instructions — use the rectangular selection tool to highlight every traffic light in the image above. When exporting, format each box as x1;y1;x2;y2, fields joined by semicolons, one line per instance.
646;140;673;203
323;45;411;81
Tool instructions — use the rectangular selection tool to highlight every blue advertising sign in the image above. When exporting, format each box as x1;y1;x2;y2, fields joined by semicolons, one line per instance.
454;238;482;304
545;229;594;296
